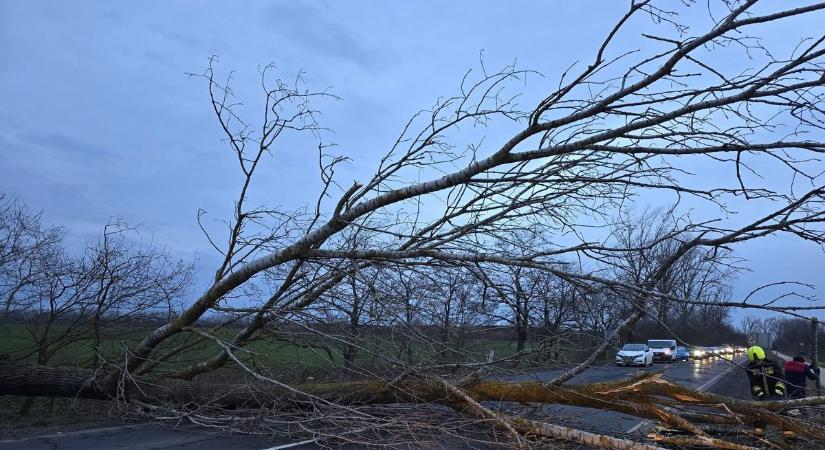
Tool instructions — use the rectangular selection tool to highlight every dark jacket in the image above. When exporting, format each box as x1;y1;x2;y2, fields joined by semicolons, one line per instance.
746;358;786;400
784;360;818;398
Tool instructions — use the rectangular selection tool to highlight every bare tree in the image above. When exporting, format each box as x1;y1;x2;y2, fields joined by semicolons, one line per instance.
79;220;194;368
0;195;63;316
5;1;825;448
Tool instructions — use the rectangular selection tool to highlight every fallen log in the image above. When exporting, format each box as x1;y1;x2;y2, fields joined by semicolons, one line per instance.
4;362;825;447
0;362;679;410
0;363;405;407
4;362;824;414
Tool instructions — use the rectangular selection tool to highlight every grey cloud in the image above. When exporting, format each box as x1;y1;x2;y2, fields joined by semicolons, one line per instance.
19;131;114;163
261;2;384;70
149;22;206;49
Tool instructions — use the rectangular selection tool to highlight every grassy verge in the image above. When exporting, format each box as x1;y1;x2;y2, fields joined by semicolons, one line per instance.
0;396;120;439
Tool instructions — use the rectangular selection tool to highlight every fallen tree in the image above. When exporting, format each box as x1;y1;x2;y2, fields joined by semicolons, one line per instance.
4;0;825;448
4;362;825;449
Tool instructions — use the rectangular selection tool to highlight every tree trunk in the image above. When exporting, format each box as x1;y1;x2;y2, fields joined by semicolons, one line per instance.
18;396;35;416
344;277;362;371
5;362;825;441
343;312;360;371
516;326;527;354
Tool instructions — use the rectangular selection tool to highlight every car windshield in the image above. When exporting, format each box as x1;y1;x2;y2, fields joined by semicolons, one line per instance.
677;347;687;351
648;340;673;348
622;344;645;351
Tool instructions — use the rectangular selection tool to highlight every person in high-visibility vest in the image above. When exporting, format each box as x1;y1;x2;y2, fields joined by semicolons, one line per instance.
746;346;790;439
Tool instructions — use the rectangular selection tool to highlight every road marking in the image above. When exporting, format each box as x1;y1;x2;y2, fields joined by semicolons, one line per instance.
261;439;318;450
625;417;650;434
625;358;742;434
698;359;739;392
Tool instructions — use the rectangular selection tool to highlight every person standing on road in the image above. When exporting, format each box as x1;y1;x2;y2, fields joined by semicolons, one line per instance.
784;355;820;399
745;345;788;438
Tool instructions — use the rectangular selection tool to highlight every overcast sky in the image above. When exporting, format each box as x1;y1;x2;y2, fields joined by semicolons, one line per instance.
1;1;824;323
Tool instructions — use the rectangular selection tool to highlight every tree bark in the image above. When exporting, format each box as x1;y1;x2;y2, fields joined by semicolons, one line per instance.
5;362;825;441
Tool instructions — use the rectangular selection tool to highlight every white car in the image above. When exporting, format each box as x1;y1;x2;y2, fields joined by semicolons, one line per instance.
616;343;654;367
648;339;678;362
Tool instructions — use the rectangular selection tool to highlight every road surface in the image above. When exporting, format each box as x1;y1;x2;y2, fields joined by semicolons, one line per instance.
0;355;748;449
505;354;748;437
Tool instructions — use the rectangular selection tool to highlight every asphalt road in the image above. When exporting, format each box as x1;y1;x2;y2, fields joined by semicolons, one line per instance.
506;354;749;437
0;355;748;449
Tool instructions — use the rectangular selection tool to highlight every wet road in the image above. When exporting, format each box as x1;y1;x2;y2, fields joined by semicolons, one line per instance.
506;355;748;438
0;355;747;449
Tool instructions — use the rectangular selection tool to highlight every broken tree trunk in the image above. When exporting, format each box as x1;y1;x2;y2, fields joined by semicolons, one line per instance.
4;362;825;445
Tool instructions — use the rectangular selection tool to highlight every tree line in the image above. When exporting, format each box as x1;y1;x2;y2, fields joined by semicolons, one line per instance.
2;194;743;374
4;1;825;447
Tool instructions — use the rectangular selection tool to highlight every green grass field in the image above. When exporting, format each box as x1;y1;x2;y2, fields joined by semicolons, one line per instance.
0;322;587;430
0;322;526;378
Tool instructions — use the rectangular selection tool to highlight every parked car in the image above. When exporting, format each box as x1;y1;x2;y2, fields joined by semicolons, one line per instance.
675;346;690;361
616;343;654;367
647;339;678;362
